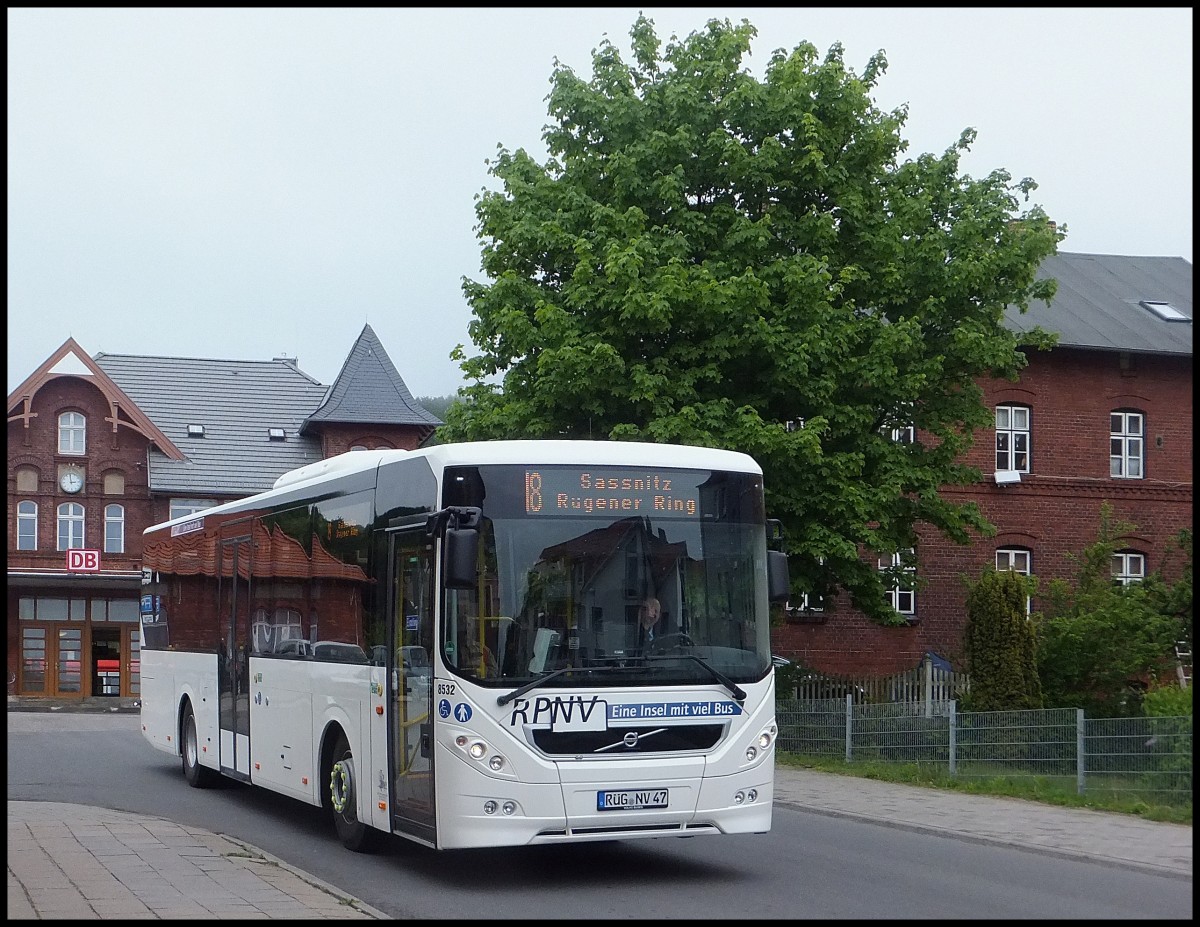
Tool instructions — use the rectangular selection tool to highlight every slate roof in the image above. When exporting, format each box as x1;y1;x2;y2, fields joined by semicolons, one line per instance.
93;353;330;496
303;324;442;431
1005;252;1192;356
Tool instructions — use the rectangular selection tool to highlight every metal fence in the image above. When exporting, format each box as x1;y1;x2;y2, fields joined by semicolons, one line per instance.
776;698;1193;805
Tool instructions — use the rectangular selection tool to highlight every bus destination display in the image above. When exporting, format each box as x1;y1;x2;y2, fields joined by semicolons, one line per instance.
525;469;700;518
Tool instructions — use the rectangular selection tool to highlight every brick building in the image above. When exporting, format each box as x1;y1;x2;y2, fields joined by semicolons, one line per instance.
771;252;1193;676
7;254;1193;696
6;324;439;700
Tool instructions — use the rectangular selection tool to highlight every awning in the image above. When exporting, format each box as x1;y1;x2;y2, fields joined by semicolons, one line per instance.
7;570;142;591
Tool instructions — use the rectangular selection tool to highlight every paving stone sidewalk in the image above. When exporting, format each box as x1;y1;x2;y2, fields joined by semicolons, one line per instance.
7;801;386;920
772;764;1192;879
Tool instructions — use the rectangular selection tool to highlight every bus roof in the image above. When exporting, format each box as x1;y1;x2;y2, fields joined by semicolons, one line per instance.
144;439;762;536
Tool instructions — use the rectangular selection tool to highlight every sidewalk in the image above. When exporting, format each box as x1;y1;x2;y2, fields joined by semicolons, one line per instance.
772;764;1192;880
7;801;388;920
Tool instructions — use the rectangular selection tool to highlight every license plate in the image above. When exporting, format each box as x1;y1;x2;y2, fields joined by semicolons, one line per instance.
597;788;669;811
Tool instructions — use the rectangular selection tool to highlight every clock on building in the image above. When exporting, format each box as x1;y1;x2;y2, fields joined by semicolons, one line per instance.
59;467;85;494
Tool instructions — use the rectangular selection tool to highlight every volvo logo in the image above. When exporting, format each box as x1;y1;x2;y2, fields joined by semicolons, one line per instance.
596;727;669;753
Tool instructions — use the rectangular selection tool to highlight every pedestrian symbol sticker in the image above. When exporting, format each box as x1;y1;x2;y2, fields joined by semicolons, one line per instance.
454;703;472;723
438;698;451;718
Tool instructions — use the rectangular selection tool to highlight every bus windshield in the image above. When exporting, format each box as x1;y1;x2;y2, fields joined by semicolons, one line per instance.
441;464;772;687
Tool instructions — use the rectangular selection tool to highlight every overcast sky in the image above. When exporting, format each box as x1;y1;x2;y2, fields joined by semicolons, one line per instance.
7;7;1193;398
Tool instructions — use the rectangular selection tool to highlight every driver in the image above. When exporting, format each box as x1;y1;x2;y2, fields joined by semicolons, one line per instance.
637;596;664;647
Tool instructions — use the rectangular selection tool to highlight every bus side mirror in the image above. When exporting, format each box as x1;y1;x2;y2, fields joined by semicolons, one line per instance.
768;550;790;603
444;526;478;589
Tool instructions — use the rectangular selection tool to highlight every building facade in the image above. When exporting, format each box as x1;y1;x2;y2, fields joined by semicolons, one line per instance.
7;324;440;700
771;252;1193;676
7;254;1193;696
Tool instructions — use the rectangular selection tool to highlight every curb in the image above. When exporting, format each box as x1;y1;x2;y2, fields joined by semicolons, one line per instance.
217;834;392;919
773;798;1193;882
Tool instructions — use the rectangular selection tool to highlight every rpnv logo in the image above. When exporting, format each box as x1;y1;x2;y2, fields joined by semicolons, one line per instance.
66;549;101;572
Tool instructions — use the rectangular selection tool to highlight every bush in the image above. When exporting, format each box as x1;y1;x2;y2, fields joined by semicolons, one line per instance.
1143;684;1192;717
963;568;1042;711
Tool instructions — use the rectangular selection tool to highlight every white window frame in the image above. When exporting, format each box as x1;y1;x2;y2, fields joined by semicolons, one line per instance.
17;501;38;551
786;556;827;614
996;547;1033;614
995;405;1030;473
879;550;916;616
58;411;86;455
104;504;125;554
57;502;85;551
169;498;217;520
1110;410;1144;479
1112;551;1146;586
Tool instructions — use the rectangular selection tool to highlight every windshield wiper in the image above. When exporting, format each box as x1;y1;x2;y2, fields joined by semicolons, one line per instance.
497;666;591;707
646;653;747;701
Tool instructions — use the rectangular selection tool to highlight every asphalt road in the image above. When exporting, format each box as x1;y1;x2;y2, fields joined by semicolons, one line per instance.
7;712;1192;919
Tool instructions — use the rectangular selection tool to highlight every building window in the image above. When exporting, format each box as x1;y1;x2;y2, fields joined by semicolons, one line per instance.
1138;300;1190;322
169;499;217;520
1112;551;1146;586
1110;410;1144;479
19;596;86;621
16;466;39;493
57;502;85;551
790;591;826;613
103;472;125;495
17;501;38;551
891;425;915;444
58;411;86;455
104;504;125;554
92;598;140;622
879;549;916;616
995;405;1030;472
996;547;1033;614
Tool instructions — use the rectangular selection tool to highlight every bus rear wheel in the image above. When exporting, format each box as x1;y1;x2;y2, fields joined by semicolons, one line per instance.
328;734;377;852
181;702;218;788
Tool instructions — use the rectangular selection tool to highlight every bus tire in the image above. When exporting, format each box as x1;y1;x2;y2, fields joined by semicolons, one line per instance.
328;733;377;852
181;702;218;788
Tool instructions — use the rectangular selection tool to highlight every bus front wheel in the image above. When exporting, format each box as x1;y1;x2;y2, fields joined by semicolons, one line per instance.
328;734;377;852
181;702;218;788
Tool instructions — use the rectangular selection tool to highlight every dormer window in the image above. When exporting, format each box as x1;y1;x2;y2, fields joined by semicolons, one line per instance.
187;424;206;437
1139;300;1190;322
267;428;286;441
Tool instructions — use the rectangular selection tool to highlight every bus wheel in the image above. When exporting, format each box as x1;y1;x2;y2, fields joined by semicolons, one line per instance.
182;702;218;788
329;734;377;852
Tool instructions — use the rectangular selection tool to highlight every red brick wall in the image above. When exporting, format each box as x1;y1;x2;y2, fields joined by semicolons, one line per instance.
7;375;156;571
771;348;1193;676
314;423;430;457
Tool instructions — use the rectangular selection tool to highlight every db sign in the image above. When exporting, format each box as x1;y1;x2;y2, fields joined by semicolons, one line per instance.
67;549;101;572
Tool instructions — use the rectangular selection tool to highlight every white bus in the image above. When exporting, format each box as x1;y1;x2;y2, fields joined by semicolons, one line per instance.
139;440;790;851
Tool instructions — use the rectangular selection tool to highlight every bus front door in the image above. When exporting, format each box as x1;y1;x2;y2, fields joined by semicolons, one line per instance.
218;535;252;779
388;531;435;843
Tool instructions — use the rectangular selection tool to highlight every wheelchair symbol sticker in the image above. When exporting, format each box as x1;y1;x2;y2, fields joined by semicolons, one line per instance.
454;702;472;723
438;698;451;718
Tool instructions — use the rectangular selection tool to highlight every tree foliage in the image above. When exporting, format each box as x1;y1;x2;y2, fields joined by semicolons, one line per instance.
962;568;1042;711
1037;506;1189;717
440;15;1061;623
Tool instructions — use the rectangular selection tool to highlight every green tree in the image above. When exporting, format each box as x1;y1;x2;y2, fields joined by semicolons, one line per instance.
440;15;1060;624
1037;506;1188;716
962;568;1042;711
